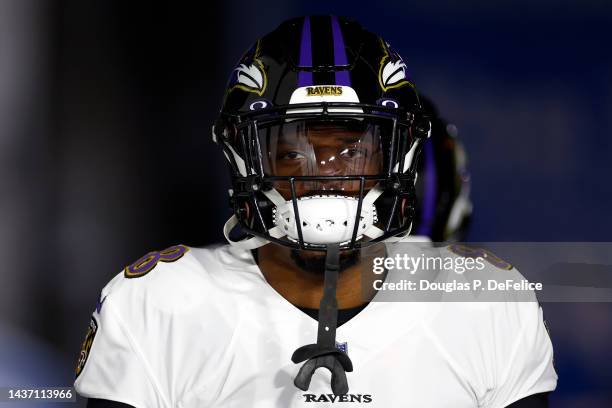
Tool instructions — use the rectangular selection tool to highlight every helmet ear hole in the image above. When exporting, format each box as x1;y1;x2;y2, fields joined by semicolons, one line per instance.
236;200;251;222
225;124;238;142
414;118;431;139
213;121;238;145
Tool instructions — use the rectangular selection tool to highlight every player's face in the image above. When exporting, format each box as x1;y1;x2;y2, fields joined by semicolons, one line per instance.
257;119;388;273
259;120;384;199
258;120;385;273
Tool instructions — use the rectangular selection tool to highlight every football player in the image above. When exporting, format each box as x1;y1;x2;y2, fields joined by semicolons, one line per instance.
75;16;556;407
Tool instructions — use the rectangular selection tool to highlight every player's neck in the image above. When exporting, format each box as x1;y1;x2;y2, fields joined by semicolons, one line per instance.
255;244;385;310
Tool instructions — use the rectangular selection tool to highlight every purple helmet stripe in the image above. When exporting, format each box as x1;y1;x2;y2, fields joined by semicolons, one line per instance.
330;15;350;86
298;16;313;87
417;140;437;237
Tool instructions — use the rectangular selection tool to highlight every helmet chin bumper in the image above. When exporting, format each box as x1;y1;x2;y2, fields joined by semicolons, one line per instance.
273;195;378;246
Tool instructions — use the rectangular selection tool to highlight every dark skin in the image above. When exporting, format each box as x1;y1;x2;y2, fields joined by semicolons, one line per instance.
256;242;385;310
255;122;387;308
270;122;383;196
259;122;387;308
87;124;549;407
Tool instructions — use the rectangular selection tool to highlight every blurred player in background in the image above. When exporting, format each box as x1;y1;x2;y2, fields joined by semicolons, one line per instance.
412;96;472;243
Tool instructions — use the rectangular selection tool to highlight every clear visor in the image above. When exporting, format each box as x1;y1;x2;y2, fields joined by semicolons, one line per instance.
258;119;388;177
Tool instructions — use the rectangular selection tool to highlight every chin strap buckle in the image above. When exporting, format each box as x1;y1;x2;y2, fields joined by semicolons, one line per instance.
291;244;353;395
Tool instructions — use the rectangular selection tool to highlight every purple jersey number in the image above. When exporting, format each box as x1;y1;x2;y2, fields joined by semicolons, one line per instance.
124;245;189;278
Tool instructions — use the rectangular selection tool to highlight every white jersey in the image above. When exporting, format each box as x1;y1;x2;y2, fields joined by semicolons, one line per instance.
74;244;557;408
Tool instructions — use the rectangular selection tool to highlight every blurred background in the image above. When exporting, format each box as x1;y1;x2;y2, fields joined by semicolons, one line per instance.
1;0;611;406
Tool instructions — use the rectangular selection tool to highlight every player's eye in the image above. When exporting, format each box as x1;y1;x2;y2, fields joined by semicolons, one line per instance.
339;147;367;159
279;151;306;160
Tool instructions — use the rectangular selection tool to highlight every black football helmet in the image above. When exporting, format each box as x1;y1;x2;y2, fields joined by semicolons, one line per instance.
213;15;431;252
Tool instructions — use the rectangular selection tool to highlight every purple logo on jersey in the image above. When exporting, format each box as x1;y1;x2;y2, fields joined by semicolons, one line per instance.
95;294;107;314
